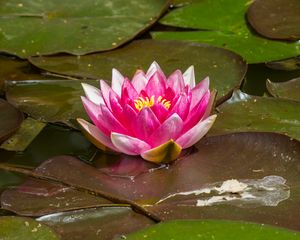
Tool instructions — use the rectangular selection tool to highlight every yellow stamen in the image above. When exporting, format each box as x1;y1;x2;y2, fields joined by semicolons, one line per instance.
134;95;171;111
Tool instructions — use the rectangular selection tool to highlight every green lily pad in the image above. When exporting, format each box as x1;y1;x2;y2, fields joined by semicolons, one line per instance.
153;0;300;63
0;124;96;167
267;78;300;102
266;57;300;71
37;207;154;240
0;0;169;58
1;118;46;152
0;216;60;240
247;0;300;41
5;79;98;128
0;170;24;190
0;99;23;143
8;132;300;230
121;220;300;240
209;90;300;140
29;40;247;103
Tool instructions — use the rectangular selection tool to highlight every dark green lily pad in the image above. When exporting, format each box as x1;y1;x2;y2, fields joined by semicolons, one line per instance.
1;178;113;216
29;40;247;103
153;0;300;63
121;220;300;240
37;207;154;240
266;57;300;71
242;64;300;96
247;0;300;41
0;216;60;240
10;132;300;230
0;99;23;143
5;80;99;128
0;118;46;152
0;170;24;190
0;0;169;58
267;78;300;102
0;124;96;167
209;91;300;140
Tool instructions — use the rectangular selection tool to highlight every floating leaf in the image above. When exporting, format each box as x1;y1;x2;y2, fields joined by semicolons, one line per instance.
0;99;23;143
266;57;300;71
247;0;300;41
266;78;300;102
5;132;300;230
209;91;300;140
0;124;96;167
0;0;169;58
1;179;113;216
0;216;60;240
37;207;154;240
1;118;46;152
5;80;98;128
153;0;300;63
29;40;247;103
121;220;300;240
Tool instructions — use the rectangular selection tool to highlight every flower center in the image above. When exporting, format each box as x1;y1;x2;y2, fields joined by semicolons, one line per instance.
134;96;171;111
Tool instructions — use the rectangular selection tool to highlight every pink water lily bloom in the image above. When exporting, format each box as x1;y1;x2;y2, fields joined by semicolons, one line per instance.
77;62;216;163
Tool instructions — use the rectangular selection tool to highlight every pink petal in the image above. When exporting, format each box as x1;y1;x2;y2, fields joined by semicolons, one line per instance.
111;68;125;96
183;65;195;88
190;77;209;110
100;80;113;110
146;61;166;80
121;78;139;101
81;96;109;135
167;93;190;121
151;103;169;123
167;70;184;94
134;107;160;140
77;118;119;152
176;114;217;149
120;104;138;134
148;113;183;147
100;104;130;135
145;71;166;97
109;90;123;120
132;70;148;93
81;83;104;105
111;132;151;155
183;91;210;132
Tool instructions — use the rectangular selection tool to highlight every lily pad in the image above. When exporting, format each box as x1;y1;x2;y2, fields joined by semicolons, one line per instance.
7;132;300;230
37;207;154;240
0;216;60;240
5;80;98;127
0;118;46;152
266;78;300;102
266;57;300;71
153;0;300;63
209;91;300;140
0;0;169;58
121;220;300;240
29;40;247;103
1;179;113;216
0;99;23;143
247;0;300;41
0;124;96;167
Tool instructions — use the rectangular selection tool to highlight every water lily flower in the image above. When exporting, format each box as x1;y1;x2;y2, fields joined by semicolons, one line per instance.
77;62;216;164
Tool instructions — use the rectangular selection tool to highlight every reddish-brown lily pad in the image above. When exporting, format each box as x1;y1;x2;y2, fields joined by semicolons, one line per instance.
3;132;299;231
0;99;23;143
37;207;154;240
247;0;300;41
266;78;300;102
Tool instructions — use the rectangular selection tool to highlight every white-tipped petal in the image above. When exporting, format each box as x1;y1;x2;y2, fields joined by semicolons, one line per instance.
81;83;104;105
111;132;151;155
112;68;125;96
176;114;217;149
183;65;195;88
146;61;164;79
